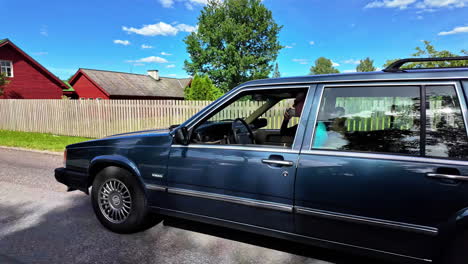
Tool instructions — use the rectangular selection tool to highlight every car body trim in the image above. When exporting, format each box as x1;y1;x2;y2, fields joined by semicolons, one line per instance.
295;207;438;236
145;184;167;192
151;206;432;263
301;149;468;166
167;187;293;213
171;144;300;154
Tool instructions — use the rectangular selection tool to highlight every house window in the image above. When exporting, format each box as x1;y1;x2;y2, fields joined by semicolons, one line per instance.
0;60;13;77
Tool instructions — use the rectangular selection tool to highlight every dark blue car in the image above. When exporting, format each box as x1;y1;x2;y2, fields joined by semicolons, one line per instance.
55;57;468;264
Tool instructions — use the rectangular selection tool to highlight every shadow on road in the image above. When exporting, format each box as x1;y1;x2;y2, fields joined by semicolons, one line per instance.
0;194;392;264
163;217;391;264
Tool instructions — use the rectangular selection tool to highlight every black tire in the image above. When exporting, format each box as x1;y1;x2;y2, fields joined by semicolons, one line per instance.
91;166;157;233
439;230;468;264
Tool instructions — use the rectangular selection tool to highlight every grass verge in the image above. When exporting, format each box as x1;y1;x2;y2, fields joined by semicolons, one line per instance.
0;130;93;152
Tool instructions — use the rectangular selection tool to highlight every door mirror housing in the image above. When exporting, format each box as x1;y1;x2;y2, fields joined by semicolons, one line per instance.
175;127;189;145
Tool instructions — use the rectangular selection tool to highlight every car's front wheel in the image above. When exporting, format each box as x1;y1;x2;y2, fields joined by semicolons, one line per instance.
91;166;157;233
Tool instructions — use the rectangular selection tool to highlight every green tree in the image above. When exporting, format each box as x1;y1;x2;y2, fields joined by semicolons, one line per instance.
356;57;376;72
309;57;340;75
184;74;223;101
383;41;468;69
0;72;10;97
184;0;283;93
272;63;281;78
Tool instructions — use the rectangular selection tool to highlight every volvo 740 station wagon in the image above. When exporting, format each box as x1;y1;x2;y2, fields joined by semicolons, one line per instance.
56;57;468;264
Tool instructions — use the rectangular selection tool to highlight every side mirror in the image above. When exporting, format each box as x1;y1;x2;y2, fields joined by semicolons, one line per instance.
174;127;189;145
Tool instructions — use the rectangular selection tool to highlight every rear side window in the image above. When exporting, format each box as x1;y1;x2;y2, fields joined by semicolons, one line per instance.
425;85;468;159
312;86;421;155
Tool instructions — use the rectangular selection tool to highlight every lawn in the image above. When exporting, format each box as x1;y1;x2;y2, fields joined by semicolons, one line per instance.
0;130;93;152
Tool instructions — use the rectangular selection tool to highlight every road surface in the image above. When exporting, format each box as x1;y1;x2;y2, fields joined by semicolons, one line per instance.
0;148;386;264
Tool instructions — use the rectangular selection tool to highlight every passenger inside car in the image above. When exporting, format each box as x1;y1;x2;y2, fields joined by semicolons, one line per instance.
280;92;306;137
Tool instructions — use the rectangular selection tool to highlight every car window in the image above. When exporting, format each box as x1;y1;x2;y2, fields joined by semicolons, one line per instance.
311;86;421;155
192;88;308;148
425;85;468;159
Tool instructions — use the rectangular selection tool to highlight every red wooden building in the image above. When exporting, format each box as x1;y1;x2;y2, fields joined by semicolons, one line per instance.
0;39;68;99
68;68;191;100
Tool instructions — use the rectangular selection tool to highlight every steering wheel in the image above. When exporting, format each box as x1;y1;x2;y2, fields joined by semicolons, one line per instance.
231;118;255;144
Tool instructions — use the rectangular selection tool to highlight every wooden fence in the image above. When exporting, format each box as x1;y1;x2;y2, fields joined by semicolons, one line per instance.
0;100;294;138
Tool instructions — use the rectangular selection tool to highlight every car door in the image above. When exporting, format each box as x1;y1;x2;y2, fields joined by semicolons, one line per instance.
295;82;468;261
165;85;316;232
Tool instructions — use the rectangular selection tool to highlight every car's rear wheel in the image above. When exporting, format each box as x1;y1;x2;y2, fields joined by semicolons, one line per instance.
91;166;157;233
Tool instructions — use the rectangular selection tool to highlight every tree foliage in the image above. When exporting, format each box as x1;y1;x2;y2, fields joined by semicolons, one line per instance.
356;57;376;72
184;0;283;93
272;63;281;78
309;57;340;75
383;41;468;69
0;72;10;97
184;74;223;100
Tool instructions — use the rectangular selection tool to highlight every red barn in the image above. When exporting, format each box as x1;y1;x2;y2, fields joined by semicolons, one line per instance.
69;68;191;100
0;39;68;99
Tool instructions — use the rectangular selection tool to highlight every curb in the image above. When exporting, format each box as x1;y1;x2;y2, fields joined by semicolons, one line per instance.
0;146;62;156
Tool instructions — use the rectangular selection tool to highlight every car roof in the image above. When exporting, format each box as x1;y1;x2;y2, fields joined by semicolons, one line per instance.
240;68;468;88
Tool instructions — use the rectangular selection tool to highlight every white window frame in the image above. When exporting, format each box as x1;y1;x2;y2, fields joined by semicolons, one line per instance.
0;60;13;77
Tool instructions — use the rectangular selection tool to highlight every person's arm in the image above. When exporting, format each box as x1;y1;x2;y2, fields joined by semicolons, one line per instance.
280;118;290;135
280;110;292;136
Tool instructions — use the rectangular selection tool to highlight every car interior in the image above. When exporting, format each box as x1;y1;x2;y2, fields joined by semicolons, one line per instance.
189;88;308;149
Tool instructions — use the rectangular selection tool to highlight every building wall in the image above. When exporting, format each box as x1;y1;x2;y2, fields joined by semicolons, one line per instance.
0;45;64;99
72;73;109;99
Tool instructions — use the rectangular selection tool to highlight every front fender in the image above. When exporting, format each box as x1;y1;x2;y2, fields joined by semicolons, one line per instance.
88;155;146;192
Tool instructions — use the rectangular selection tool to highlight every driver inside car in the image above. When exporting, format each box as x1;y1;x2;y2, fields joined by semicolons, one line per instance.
280;92;306;136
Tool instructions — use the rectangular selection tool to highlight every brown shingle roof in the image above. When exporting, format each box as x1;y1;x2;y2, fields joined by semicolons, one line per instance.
80;69;191;98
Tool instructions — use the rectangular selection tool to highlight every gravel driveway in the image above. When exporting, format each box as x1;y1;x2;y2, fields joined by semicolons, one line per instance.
0;148;386;264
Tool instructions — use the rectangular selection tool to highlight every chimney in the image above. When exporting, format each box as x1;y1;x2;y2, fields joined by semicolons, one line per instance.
147;70;160;81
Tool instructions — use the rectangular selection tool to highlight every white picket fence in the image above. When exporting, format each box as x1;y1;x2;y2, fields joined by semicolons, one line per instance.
0;99;292;138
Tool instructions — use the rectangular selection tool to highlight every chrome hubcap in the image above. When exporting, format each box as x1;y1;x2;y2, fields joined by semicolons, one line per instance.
98;179;132;224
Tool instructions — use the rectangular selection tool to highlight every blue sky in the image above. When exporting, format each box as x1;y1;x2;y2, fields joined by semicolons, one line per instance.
1;0;467;79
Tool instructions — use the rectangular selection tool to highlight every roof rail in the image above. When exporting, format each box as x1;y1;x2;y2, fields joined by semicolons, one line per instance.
383;56;468;73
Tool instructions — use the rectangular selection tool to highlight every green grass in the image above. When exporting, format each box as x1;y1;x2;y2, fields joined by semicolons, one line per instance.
0;130;93;152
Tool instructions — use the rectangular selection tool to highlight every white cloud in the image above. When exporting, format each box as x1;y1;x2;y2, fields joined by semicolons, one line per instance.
161;52;173;56
365;0;417;9
141;44;153;49
309;41;315;45
133;63;145;66
292;58;309;65
40;25;48;36
438;25;468;35
159;0;175;8
343;69;357;73
332;61;340;67
32;51;48;56
127;56;169;63
419;0;468;8
175;23;197;32
343;59;361;64
158;0;210;9
365;0;468;9
123;22;196;36
284;45;293;49
113;39;131;46
185;2;194;9
168;73;178;77
166;64;176;68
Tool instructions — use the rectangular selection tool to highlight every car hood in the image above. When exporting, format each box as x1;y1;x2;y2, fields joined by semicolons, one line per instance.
66;128;172;149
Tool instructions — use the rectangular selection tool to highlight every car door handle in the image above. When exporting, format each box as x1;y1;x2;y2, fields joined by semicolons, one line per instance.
426;173;468;182
261;159;294;167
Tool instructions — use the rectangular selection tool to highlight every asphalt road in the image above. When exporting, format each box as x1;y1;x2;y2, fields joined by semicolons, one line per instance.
0;148;387;264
